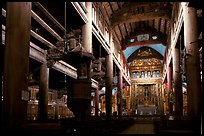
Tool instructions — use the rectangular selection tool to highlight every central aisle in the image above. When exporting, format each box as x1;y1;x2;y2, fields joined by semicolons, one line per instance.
117;122;155;134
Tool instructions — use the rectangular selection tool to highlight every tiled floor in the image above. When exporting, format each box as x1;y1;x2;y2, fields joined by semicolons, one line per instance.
118;123;155;134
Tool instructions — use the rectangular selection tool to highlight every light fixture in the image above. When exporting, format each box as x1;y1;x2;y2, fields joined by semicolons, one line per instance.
130;38;135;43
46;2;82;68
152;36;157;40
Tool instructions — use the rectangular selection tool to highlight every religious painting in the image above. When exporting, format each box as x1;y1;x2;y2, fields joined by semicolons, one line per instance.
141;71;145;78
147;71;151;77
137;34;149;42
156;70;160;77
78;63;87;79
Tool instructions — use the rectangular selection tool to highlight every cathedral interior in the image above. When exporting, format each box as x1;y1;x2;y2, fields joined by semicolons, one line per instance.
1;2;202;135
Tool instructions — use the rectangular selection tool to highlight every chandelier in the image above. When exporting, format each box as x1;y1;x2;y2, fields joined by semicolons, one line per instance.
46;2;81;68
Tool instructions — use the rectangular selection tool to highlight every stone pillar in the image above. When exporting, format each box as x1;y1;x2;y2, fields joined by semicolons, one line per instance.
38;61;49;121
95;88;99;117
2;2;31;128
183;4;201;120
172;46;183;116
105;53;113;121
167;65;173;115
117;69;123;116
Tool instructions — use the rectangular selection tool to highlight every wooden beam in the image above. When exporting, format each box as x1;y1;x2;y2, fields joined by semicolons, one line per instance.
92;26;111;54
164;19;168;35
126;40;166;47
3;8;57;49
112;29;120;45
110;2;119;11
158;18;162;32
111;10;171;28
112;26;120;42
53;60;77;79
110;2;172;28
30;42;47;63
117;2;121;9
98;2;111;26
121;2;157;11
129;23;133;32
3;24;46;63
124;23;128;37
91;78;99;89
2;8;6;17
30;30;56;48
31;10;63;41
160;18;165;33
3;8;78;80
117;24;124;39
108;2;114;13
71;2;88;24
121;28;167;48
33;2;65;32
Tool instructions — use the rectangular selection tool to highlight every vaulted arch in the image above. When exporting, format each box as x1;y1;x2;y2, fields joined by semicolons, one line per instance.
127;46;164;63
121;27;167;50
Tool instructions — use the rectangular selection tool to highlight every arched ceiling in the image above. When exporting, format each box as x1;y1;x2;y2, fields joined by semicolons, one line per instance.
127;46;164;63
123;44;166;60
98;2;173;51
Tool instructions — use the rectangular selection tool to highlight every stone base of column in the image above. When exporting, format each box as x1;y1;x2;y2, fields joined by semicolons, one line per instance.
67;80;91;121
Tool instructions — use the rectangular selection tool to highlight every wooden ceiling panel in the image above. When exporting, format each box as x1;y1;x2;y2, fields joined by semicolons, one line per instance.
149;20;154;28
117;2;124;9
160;18;165;33
135;22;140;29
125;23;131;36
114;25;122;41
103;2;112;17
154;18;160;32
118;24;124;40
100;2;172;49
110;2;119;11
123;24;128;37
129;23;133;33
131;22;136;31
119;23;126;39
166;20;170;35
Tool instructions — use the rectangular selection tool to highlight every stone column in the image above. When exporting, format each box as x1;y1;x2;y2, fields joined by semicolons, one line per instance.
172;46;183;116
183;4;201;120
117;69;123;116
105;53;113;121
38;61;49;121
2;2;31;128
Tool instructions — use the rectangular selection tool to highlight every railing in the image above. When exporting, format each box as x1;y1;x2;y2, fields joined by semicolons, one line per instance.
112;114;162;121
